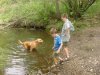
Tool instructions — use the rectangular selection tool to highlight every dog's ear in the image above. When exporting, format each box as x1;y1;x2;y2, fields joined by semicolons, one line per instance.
35;39;43;43
35;39;39;43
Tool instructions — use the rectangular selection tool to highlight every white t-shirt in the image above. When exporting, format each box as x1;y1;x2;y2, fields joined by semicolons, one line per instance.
61;19;70;42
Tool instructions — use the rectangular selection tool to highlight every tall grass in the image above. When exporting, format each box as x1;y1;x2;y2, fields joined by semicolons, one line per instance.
86;0;100;17
0;0;58;27
0;0;100;29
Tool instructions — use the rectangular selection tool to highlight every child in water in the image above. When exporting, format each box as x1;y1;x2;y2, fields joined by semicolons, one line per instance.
50;28;63;67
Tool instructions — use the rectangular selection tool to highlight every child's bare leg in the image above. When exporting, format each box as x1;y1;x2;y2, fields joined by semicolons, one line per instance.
58;57;63;61
64;47;69;59
54;58;58;65
58;57;64;64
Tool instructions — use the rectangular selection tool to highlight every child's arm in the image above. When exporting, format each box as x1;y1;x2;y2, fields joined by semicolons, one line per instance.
65;22;70;36
52;38;55;50
52;41;55;49
65;28;70;35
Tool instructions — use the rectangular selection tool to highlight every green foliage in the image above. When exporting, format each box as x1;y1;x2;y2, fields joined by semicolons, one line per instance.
62;0;96;19
0;0;100;29
86;0;100;16
0;0;58;27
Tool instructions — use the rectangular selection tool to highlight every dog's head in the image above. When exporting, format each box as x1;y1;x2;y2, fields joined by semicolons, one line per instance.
35;38;43;43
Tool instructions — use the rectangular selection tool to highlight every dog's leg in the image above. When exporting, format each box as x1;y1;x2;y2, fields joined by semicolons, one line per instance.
24;45;28;50
30;47;33;52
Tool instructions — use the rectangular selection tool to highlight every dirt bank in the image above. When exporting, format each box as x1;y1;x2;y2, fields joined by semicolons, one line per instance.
43;26;100;75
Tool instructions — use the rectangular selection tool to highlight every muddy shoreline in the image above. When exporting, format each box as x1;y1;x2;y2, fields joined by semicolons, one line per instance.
39;26;100;75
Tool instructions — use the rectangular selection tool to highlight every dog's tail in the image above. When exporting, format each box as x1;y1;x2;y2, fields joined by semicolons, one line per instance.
18;40;23;45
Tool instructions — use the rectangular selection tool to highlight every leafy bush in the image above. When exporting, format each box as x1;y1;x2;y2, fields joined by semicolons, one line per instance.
0;0;100;29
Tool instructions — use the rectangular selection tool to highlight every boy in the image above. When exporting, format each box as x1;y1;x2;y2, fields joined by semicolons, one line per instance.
50;28;63;67
61;14;70;60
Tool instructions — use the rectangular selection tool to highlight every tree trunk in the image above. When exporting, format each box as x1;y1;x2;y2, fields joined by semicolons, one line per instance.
55;0;61;19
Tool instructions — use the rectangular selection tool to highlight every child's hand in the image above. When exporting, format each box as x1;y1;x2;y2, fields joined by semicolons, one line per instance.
56;49;60;53
52;47;54;50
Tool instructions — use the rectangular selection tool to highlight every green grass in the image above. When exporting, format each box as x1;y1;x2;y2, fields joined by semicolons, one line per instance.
85;0;100;17
0;1;41;21
0;0;100;30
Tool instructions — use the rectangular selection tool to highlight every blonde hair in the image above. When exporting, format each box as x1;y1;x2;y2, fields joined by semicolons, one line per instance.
61;13;68;18
50;27;57;34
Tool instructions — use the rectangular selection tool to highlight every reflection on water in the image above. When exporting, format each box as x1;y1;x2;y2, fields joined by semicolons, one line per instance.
5;66;26;75
0;28;53;75
4;46;27;75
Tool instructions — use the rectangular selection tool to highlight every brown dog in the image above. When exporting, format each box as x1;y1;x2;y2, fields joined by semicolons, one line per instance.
18;38;43;51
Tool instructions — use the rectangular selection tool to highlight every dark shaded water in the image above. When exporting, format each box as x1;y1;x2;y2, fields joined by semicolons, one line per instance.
0;28;53;75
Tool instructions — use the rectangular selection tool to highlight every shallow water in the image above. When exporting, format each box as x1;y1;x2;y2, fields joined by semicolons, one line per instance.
0;28;53;75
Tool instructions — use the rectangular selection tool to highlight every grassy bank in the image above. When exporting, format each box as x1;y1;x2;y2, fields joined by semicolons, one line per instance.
0;0;100;30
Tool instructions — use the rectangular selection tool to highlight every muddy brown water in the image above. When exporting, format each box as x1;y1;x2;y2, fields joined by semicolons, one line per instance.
0;28;53;75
